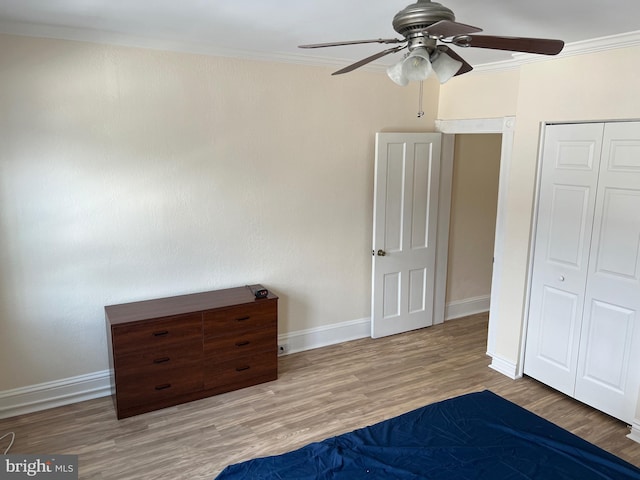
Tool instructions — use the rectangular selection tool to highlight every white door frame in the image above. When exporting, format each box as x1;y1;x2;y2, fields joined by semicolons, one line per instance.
435;116;516;377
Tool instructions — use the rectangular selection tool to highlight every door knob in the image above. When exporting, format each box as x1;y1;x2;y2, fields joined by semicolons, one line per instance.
559;275;565;282
377;249;387;257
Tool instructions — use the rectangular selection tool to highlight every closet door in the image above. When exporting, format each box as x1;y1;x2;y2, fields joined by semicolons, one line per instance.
524;123;604;396
575;122;640;423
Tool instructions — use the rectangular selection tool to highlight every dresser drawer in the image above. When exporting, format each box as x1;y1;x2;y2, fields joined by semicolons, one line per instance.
114;339;203;377
203;301;276;337
111;313;202;355
116;364;203;407
204;351;277;390
204;326;276;360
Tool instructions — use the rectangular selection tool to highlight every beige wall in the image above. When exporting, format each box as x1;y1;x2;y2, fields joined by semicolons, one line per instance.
0;34;439;391
498;47;640;363
438;68;520;120
446;134;501;304
438;46;640;368
5;30;639;414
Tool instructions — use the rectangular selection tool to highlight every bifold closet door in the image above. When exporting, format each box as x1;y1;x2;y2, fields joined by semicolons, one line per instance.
524;123;604;397
526;121;640;424
574;121;640;423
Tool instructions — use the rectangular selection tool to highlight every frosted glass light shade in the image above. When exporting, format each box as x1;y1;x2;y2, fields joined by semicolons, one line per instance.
386;61;409;86
431;51;463;84
401;47;433;82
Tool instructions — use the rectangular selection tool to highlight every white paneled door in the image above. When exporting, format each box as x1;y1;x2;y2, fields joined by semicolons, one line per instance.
525;121;640;423
371;133;441;338
524;123;604;395
575;122;640;422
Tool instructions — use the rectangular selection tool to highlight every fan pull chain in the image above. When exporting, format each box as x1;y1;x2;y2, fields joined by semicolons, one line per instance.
417;81;425;118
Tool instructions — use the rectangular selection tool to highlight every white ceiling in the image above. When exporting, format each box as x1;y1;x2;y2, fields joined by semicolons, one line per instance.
1;0;639;72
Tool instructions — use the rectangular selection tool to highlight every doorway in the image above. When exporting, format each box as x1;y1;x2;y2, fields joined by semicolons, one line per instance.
445;134;501;320
436;117;517;378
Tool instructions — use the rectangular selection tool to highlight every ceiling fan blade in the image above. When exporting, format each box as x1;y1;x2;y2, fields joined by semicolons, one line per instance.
299;38;403;49
424;20;483;38
437;46;473;76
332;45;407;75
460;35;564;55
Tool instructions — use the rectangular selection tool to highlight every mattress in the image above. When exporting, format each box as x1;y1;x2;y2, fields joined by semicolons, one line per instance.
215;390;640;479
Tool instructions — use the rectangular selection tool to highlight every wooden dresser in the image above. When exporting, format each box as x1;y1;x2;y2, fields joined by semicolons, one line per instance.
105;285;278;419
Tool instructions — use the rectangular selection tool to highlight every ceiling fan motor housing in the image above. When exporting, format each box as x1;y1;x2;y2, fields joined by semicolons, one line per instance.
392;0;456;36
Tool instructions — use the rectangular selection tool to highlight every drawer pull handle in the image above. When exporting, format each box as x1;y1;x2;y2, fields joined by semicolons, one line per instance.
236;316;251;322
236;366;250;372
235;341;250;347
153;330;169;337
155;384;171;391
153;357;171;364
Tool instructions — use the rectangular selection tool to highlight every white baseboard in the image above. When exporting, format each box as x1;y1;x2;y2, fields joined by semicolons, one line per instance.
445;295;490;321
0;319;373;419
280;294;491;354
628;422;640;444
488;353;520;380
279;317;371;355
0;370;112;419
0;296;491;418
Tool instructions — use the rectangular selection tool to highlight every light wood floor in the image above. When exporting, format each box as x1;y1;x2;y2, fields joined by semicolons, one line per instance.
2;313;639;479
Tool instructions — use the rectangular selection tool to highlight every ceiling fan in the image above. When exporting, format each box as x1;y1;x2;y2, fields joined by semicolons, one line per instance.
298;0;564;85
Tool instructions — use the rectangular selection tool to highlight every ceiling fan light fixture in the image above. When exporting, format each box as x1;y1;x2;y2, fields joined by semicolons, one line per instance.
431;50;463;83
386;58;409;86
401;47;433;82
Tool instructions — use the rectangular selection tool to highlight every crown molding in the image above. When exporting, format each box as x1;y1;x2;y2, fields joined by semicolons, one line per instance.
1;21;639;75
0;20;386;72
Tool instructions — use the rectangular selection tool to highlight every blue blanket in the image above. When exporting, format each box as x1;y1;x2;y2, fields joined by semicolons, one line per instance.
215;390;640;479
